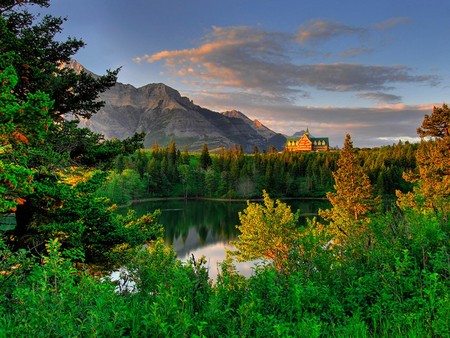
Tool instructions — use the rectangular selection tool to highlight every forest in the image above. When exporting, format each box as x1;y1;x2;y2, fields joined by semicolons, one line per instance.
0;1;449;337
98;139;417;205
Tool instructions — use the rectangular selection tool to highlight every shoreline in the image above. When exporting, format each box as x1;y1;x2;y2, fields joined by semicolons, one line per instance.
116;195;329;208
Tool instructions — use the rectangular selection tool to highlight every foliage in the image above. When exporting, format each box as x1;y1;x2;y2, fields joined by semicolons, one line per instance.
1;117;447;338
0;1;157;264
417;103;450;139
1;218;448;337
0;4;118;121
1;1;447;336
319;134;380;250
105;139;417;203
0;62;52;212
397;103;450;222
1;123;449;336
7;169;162;264
97;169;146;205
199;143;212;170
1;238;131;337
233;190;302;271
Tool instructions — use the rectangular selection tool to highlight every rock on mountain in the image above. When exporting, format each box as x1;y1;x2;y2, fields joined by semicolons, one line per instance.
80;80;287;152
222;110;276;140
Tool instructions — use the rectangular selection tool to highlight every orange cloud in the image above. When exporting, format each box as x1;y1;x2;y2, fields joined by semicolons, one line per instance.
140;27;257;65
132;24;438;103
296;19;366;44
375;103;434;110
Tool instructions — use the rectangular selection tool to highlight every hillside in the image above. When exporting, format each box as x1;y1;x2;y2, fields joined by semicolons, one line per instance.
79;78;287;152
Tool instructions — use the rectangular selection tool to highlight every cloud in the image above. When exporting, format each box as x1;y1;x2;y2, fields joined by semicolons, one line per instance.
262;103;431;148
375;17;409;30
286;63;434;92
134;24;438;100
296;19;367;44
356;92;402;104
377;136;421;143
133;21;440;147
185;88;433;147
338;47;374;58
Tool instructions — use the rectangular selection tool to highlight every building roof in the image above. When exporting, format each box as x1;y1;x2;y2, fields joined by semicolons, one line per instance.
310;137;329;146
286;133;329;146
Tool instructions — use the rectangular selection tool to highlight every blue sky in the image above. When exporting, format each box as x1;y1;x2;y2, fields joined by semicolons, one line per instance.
35;0;450;147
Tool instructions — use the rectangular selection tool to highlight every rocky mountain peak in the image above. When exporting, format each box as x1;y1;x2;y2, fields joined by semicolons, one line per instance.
222;110;277;139
67;59;84;73
62;59;98;77
139;83;179;99
75;61;287;152
222;110;247;119
137;83;194;111
253;119;264;129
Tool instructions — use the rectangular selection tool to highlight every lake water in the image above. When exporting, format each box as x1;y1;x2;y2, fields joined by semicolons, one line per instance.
125;198;330;279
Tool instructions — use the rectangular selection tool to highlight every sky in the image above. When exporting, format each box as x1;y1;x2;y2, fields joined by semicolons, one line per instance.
33;0;450;148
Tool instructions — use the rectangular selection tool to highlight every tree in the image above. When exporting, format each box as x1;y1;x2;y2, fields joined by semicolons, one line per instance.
199;143;212;170
397;104;450;219
178;164;191;198
0;1;157;262
417;104;449;139
319;134;380;244
181;145;190;165
0;64;52;212
0;1;50;14
0;3;118;120
165;139;178;182
233;190;301;271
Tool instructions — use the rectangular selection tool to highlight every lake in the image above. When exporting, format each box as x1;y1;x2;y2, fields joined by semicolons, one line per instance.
124;198;331;279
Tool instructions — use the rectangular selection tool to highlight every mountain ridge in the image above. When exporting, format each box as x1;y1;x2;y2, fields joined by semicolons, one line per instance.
73;61;288;152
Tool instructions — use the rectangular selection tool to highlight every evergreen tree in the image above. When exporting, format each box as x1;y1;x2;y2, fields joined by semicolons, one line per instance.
166;139;178;182
0;63;52;212
181;145;190;165
397;104;450;220
199;143;212;170
0;1;158;261
320;134;380;244
417;104;449;139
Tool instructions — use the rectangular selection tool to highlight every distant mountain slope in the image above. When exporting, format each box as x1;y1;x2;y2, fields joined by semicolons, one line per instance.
222;110;278;140
290;130;308;138
79;77;287;152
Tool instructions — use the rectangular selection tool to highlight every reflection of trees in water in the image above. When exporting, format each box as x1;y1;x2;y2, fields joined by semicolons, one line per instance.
136;200;244;246
198;226;208;245
125;199;330;249
174;201;244;245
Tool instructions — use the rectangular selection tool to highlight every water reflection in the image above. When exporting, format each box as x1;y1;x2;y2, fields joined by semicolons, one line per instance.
126;199;245;248
125;198;330;278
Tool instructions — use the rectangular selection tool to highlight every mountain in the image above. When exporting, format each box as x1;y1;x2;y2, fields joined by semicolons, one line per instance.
290;130;308;138
79;77;287;152
222;110;278;140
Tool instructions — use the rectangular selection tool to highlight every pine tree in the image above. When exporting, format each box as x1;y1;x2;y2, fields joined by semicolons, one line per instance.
181;145;190;165
0;64;52;212
199;143;212;170
320;134;380;244
397;104;450;219
1;1;158;261
417;104;449;139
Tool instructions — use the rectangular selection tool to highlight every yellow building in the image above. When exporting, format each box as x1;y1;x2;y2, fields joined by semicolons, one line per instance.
285;129;329;152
